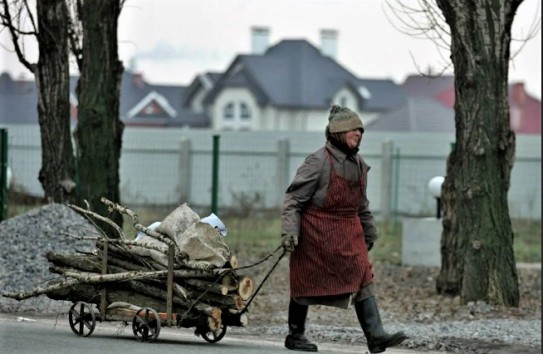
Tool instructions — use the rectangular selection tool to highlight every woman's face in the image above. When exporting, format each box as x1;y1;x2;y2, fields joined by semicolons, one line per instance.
344;129;363;149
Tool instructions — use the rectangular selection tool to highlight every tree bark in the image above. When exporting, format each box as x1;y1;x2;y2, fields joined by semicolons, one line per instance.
73;0;124;237
35;0;77;204
435;0;520;306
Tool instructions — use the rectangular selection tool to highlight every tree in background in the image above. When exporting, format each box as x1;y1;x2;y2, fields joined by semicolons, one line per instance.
0;0;77;204
70;0;124;237
385;0;538;306
0;0;125;237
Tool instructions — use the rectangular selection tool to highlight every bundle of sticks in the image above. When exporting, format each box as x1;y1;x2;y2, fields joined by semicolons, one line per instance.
2;198;254;333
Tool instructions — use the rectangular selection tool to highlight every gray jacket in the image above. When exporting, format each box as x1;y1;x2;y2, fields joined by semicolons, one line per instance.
281;140;378;245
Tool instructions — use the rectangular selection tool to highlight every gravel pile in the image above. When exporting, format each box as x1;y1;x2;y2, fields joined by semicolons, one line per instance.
0;204;540;353
0;203;97;313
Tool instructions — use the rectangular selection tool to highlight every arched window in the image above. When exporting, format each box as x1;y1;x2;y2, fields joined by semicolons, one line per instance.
240;102;251;120
223;102;234;120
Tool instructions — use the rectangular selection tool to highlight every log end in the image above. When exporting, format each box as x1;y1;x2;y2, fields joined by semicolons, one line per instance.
238;276;254;301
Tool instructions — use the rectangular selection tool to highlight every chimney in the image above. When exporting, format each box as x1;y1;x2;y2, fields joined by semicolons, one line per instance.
133;73;145;89
512;82;526;105
128;57;138;73
251;26;270;55
320;29;338;59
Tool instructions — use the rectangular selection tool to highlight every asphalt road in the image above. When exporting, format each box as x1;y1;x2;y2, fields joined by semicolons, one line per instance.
0;313;436;354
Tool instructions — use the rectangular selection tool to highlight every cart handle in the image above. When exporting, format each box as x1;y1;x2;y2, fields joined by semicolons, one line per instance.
240;246;287;314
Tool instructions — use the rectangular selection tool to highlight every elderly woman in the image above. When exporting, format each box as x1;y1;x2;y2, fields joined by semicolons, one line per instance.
281;105;407;353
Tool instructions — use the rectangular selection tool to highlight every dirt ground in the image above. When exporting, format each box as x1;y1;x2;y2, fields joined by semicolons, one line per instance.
231;251;541;353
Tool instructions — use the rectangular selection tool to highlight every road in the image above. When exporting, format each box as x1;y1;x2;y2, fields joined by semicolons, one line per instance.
0;313;438;354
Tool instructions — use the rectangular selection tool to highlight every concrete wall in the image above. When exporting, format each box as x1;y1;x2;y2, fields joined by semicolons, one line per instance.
402;217;442;267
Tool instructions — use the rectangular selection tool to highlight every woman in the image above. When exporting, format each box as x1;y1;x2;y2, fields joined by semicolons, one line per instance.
281;105;407;353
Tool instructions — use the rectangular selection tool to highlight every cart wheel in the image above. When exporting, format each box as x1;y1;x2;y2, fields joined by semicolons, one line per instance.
201;325;227;343
132;308;161;342
68;301;96;337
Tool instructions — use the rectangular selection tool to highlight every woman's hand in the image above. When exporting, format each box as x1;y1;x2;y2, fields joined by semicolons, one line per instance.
281;234;298;252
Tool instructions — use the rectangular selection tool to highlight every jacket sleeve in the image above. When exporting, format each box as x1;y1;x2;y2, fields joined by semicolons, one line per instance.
358;160;378;244
281;153;324;237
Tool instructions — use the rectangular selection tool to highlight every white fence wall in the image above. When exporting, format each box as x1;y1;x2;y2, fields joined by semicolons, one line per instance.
2;125;540;219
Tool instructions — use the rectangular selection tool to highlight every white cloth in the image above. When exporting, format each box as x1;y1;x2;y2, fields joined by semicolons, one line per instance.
200;213;228;236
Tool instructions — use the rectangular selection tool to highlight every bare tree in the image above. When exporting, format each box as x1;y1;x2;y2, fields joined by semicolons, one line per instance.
70;0;124;237
0;0;77;203
385;0;540;306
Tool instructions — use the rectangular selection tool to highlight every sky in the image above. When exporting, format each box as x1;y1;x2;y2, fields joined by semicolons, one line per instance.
0;0;541;99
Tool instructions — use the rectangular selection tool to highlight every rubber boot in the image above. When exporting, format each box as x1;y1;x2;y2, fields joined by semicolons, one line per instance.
284;299;318;352
355;296;407;353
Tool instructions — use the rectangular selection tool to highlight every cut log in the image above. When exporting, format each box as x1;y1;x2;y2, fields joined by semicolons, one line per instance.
237;276;254;301
46;252;101;273
226;254;239;269
184;279;229;296
222;309;249;327
197;292;244;310
221;272;239;291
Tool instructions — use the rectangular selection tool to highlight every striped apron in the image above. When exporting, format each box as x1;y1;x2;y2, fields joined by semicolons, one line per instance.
289;149;373;297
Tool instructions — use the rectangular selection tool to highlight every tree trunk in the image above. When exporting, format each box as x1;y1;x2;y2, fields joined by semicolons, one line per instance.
74;0;124;237
435;0;520;306
35;0;77;204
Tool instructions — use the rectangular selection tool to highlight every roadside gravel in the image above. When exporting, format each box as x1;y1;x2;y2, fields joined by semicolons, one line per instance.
0;204;540;354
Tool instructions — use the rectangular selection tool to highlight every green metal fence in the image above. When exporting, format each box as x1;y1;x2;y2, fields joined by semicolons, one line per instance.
0;128;8;221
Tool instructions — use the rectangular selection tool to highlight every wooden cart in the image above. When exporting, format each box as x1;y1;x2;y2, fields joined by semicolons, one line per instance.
66;240;284;344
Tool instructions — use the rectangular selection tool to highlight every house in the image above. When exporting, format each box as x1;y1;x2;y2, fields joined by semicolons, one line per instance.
0;72;40;125
187;28;406;131
0;70;209;128
376;74;541;135
365;96;455;132
0;28;407;131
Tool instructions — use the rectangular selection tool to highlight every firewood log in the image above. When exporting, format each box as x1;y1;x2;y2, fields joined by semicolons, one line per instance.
197;292;244;311
236;276;255;301
222;309;249;327
183;279;229;296
225;254;239;269
221;272;239;291
46;252;101;273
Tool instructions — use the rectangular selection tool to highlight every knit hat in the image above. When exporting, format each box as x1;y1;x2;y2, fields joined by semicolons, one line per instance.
327;105;364;133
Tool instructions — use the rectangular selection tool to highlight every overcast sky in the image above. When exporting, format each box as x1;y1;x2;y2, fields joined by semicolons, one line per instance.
1;0;541;99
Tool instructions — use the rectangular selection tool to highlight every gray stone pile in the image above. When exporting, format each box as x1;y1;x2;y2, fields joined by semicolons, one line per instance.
0;203;97;313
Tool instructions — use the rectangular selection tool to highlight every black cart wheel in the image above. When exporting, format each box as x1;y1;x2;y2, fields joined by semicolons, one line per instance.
132;308;161;342
201;325;227;343
68;301;96;337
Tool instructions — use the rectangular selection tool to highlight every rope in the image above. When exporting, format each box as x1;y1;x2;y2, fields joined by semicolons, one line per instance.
240;247;287;314
234;245;284;270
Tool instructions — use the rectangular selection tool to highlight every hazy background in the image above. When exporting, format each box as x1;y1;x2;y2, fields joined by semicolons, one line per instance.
0;0;541;99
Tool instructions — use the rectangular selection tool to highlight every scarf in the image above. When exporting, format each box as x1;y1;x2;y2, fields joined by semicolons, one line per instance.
329;135;359;157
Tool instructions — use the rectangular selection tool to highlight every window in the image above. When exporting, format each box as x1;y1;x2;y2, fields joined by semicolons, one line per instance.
223;102;234;120
221;100;253;130
143;102;159;114
240;103;251;120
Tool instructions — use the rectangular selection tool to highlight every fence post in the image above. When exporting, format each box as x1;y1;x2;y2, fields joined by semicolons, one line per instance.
0;128;8;222
393;147;401;235
211;134;220;215
276;138;290;208
380;139;394;223
178;137;191;203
